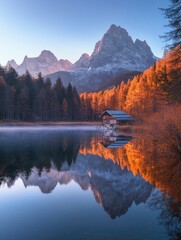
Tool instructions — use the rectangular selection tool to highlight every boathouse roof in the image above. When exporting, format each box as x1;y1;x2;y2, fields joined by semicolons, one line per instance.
100;136;132;149
100;110;134;121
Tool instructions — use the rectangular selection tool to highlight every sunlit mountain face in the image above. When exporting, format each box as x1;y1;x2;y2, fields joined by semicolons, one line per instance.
0;127;180;240
6;25;156;92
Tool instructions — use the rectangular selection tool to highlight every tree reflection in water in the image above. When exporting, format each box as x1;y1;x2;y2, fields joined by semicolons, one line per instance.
148;190;181;240
0;130;81;183
0;129;180;238
81;133;181;238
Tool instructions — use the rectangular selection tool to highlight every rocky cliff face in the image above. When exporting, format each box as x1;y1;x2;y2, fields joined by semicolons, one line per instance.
90;24;155;70
7;25;157;92
47;25;157;92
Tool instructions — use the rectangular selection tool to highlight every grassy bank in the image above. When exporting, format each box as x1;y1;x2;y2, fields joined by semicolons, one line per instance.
140;105;181;156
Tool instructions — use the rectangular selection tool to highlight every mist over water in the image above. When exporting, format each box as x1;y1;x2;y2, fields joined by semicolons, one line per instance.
0;125;97;132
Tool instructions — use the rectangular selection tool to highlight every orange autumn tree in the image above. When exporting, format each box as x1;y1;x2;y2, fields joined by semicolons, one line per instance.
80;49;180;120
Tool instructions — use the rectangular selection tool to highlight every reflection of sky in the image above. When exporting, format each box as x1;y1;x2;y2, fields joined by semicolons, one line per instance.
3;178;78;193
0;179;168;240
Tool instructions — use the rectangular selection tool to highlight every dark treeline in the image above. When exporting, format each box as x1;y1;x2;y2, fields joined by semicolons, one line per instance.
0;131;81;183
0;66;82;121
0;49;180;122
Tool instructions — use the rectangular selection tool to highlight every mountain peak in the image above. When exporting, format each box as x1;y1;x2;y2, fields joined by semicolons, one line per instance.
109;24;117;29
135;39;148;46
91;24;134;67
73;53;90;69
107;24;118;32
6;59;18;69
81;53;90;58
58;59;72;70
40;50;53;56
22;55;29;64
135;39;153;55
107;24;128;36
39;50;58;61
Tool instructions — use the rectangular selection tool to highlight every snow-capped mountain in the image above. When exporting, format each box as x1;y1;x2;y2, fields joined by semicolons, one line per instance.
7;24;157;92
7;50;72;77
46;24;157;92
90;24;155;70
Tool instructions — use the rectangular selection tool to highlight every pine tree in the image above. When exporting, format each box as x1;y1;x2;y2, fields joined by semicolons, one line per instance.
5;66;18;86
72;87;81;120
53;78;65;120
66;83;74;120
62;98;68;120
24;71;34;120
44;78;53;120
0;65;5;78
160;0;181;58
19;87;30;121
0;77;7;119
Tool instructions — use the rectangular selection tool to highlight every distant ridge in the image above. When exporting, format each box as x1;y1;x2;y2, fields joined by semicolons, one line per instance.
6;24;157;92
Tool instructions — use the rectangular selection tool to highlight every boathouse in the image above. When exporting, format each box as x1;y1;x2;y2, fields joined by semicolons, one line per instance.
100;110;134;128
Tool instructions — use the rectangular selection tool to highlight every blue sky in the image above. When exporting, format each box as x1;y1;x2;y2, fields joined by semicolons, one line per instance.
0;0;170;65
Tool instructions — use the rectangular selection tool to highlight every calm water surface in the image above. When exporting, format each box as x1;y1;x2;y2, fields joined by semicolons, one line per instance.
0;126;180;240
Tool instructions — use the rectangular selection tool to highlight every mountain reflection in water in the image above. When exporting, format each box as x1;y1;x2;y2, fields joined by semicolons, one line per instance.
0;128;180;240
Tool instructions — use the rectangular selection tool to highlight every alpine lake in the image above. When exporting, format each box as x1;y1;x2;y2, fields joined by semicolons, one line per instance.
0;125;180;240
